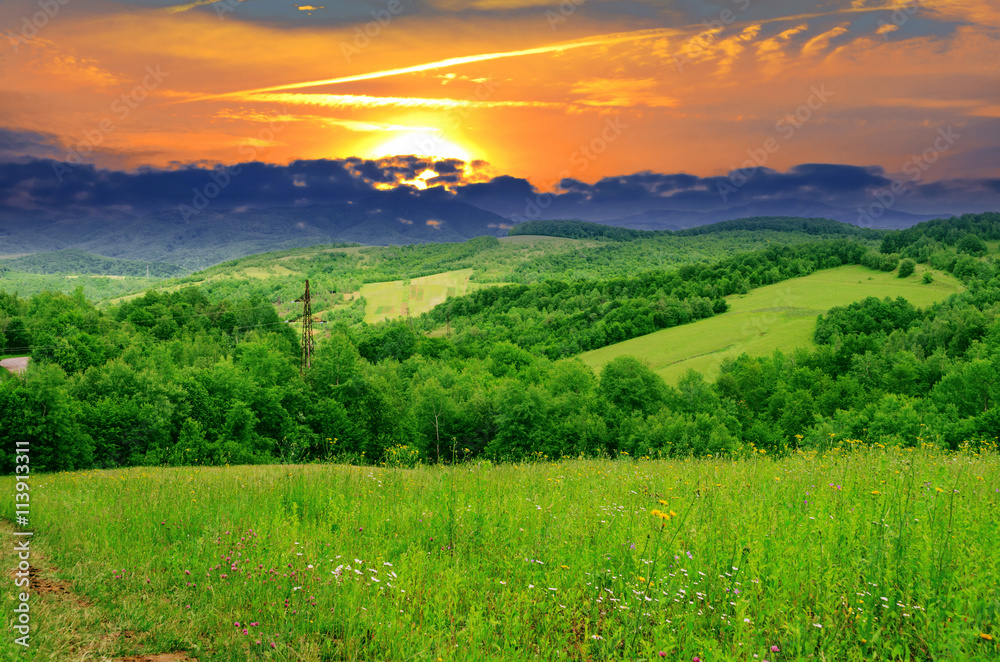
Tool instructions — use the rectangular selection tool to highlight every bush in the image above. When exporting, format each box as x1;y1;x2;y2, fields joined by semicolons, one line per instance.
898;259;916;278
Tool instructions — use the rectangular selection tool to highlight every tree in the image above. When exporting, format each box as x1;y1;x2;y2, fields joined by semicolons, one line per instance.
598;356;666;416
309;333;362;396
898;259;916;278
4;318;31;353
413;377;458;462
957;233;987;256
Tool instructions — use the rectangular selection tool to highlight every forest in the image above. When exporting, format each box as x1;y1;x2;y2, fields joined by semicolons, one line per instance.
1;213;998;473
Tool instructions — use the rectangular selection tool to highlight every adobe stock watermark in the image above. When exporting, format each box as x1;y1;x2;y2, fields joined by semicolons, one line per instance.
717;83;832;201
13;437;33;648
340;0;413;62
4;0;71;54
178;113;289;220
510;113;629;224
878;0;921;39
671;0;751;72
213;0;245;20
856;126;960;227
52;65;169;183
546;0;587;30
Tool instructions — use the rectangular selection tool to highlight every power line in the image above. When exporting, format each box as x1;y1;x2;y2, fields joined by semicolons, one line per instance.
5;303;283;334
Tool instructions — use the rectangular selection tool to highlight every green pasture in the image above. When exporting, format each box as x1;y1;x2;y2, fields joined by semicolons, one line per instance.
359;268;497;324
1;446;997;661
578;264;964;383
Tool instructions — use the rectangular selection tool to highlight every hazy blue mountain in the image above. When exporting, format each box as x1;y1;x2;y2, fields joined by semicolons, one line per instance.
0;197;509;270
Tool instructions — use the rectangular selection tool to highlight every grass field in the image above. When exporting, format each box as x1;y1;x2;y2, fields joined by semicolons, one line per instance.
578;264;964;384
1;446;997;661
358;268;498;324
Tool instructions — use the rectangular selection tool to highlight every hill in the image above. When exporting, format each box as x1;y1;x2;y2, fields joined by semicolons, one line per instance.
508;216;885;241
577;263;964;382
0;249;183;277
0;195;511;271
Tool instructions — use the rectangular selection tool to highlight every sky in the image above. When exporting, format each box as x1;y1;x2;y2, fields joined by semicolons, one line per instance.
1;0;999;221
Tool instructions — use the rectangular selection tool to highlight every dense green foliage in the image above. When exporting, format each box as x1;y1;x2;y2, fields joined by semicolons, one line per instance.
508;219;660;240
0;219;881;308
1;214;998;473
0;271;167;302
419;240;869;358
879;211;1000;255
0;249;183;277
509;216;883;241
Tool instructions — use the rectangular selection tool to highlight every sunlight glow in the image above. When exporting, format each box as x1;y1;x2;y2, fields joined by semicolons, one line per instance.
368;131;472;162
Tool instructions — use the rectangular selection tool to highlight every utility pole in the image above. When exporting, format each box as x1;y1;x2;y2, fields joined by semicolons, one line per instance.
295;280;314;373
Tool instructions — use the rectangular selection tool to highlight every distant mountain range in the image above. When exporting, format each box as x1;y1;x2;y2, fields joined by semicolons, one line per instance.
0;190;951;272
595;199;938;231
0;195;510;271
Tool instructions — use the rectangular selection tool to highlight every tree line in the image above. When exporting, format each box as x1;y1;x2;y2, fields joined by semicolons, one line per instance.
1;215;998;472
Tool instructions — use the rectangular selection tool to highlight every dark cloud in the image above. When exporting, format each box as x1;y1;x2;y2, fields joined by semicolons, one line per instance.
451;164;1000;223
0;128;64;162
0;156;488;214
1;156;997;224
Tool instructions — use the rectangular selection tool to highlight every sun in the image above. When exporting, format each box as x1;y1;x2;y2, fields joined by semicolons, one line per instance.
367;130;472;162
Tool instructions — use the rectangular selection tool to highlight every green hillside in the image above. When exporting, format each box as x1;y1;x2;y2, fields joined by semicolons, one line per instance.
0;249;183;277
508;216;885;241
578;263;964;382
97;228;842;322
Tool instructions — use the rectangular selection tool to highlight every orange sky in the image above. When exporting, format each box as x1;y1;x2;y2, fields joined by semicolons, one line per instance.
2;0;999;188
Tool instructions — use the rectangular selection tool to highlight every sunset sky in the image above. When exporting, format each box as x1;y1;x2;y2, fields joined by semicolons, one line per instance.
1;0;999;219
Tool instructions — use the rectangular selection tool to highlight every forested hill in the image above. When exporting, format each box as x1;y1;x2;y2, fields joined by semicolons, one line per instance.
507;216;885;241
0;214;998;473
0;249;184;278
879;211;1000;254
417;239;873;358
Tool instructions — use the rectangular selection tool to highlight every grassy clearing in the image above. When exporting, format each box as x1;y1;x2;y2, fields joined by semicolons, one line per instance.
358;269;499;324
1;446;997;661
579;264;964;384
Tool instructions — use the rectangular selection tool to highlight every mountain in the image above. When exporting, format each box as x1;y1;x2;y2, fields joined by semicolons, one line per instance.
593;199;939;231
0;195;510;271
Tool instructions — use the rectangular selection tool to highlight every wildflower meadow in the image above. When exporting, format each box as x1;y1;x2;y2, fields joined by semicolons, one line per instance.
1;444;998;661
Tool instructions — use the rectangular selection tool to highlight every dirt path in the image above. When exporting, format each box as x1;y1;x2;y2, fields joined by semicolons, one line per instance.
0;519;195;661
1;356;29;375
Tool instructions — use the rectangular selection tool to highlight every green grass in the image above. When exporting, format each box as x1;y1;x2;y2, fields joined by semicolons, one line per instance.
358;268;500;324
578;264;964;383
1;446;998;661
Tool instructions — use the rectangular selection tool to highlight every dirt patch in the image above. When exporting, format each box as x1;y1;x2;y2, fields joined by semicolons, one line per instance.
27;564;71;595
1;356;29;375
1;520;195;660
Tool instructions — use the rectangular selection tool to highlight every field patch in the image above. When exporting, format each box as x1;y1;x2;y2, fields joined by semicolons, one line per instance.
579;264;964;383
359;268;498;323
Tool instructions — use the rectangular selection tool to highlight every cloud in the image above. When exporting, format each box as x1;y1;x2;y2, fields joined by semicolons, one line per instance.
213;109;438;132
239;92;563;111
2;156;997;222
0;128;64;162
452;163;1000;220
161;0;248;14
570;78;678;108
173;26;690;103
